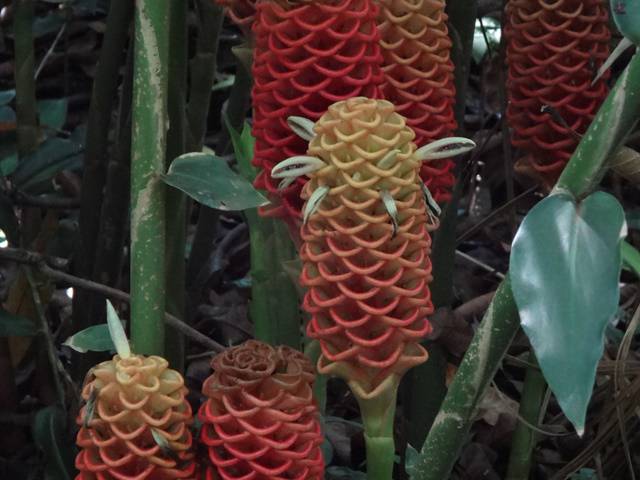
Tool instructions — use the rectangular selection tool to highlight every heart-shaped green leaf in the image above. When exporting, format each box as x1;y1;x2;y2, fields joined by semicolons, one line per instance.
611;0;640;45
162;152;268;211
510;191;626;434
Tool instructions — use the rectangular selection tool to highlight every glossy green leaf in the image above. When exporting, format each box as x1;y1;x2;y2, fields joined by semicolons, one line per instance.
611;0;640;45
571;469;597;480
162;152;268;211
472;17;501;63
32;406;74;480
63;324;115;353
0;106;16;123
38;99;68;130
0;308;36;336
510;191;626;434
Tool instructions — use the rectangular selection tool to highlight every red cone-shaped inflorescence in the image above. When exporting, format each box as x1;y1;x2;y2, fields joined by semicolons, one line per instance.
377;0;457;202
75;355;196;480
300;98;436;401
215;0;256;37
199;340;324;480
252;0;384;222
505;0;610;186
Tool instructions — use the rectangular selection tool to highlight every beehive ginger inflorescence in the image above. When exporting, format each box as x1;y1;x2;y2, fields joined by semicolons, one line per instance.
272;97;474;402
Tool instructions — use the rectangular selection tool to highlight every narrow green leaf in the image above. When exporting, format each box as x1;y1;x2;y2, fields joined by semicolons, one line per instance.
106;300;130;358
224;117;256;180
162;152;268;211
63;324;114;353
510;191;626;434
611;0;640;45
0;308;36;336
32;406;74;480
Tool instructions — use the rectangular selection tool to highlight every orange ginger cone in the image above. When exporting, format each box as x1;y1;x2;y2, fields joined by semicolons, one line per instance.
505;0;610;186
199;340;324;480
271;97;474;477
376;0;458;202
75;354;196;480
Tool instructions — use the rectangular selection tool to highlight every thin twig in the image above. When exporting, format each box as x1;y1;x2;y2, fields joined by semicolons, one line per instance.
35;22;67;79
455;250;505;279
0;247;225;353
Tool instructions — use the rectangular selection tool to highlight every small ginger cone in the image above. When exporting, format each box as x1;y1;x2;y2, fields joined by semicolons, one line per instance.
75;354;196;480
377;0;457;202
252;0;384;223
272;97;474;477
505;0;610;187
199;340;324;480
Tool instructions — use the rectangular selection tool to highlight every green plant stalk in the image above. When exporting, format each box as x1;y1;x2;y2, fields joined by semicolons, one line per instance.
12;0;38;157
130;0;170;356
74;0;134;337
356;384;399;480
187;0;223;151
164;0;188;371
505;353;546;480
412;50;640;480
622;241;640;275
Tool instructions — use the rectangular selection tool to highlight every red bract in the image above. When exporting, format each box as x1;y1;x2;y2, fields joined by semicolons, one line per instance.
199;340;324;480
300;98;436;400
75;355;196;480
215;0;256;37
505;0;610;186
377;0;457;202
252;0;384;221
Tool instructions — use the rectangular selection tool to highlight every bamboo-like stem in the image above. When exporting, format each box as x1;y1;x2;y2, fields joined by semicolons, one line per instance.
412;51;640;480
506;353;547;480
187;0;224;152
130;1;171;355
164;0;188;371
186;44;252;287
74;0;134;337
12;0;38;157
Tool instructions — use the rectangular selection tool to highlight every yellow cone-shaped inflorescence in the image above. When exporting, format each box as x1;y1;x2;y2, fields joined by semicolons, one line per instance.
299;97;437;402
75;354;196;480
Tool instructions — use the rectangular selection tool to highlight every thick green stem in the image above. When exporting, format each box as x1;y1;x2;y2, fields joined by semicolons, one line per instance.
164;0;188;371
357;383;399;480
412;51;640;480
130;1;170;355
12;0;38;157
74;0;134;337
505;353;547;480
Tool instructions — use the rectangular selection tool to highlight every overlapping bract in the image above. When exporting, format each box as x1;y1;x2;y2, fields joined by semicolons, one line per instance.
252;0;384;221
75;355;195;480
377;0;457;202
301;97;435;400
505;0;610;186
199;340;324;480
215;0;256;36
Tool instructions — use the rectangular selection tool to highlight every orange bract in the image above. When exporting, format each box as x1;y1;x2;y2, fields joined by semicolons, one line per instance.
301;97;435;400
377;0;457;202
505;0;610;186
199;340;324;480
75;355;196;480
